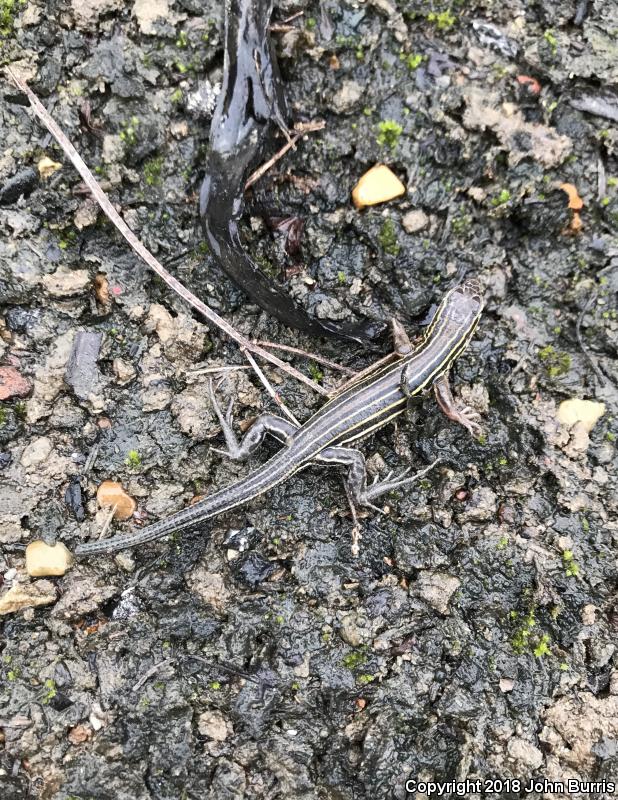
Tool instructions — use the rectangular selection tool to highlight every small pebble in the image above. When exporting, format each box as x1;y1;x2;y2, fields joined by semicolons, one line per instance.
26;541;74;577
97;481;136;520
402;209;429;234
0;366;31;401
0;580;56;615
37;156;62;179
556;399;605;433
352;164;405;209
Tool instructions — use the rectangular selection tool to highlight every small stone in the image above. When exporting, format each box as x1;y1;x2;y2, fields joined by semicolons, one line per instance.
96;481;136;521
64;331;103;401
25;541;74;577
507;737;543;770
114;552;136;572
186;565;230;614
0;366;31;400
42;267;90;298
0;580;56;615
71;0;122;30
402;209;429;234
68;724;92;744
352;164;406;209
499;677;515;693
146;303;175;342
74;198;99;229
134;0;178;35
113;358;136;385
102;134;124;165
198;710;231;741
21;436;53;468
581;604;597;626
339;613;365;646
37;156;62;179
417;571;461;614
89;703;108;731
557;399;605;433
332;80;362;113
457;486;497;523
94;274;110;306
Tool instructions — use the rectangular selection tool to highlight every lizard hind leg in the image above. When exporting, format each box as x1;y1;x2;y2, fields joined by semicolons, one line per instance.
208;379;298;462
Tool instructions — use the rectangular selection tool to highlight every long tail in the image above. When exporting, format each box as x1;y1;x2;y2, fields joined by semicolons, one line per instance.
74;452;291;556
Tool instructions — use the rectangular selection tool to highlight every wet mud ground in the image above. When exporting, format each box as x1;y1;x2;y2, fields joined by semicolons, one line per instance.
1;1;618;798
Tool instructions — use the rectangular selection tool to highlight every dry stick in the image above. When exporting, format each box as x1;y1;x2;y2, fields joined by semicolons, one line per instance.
132;658;174;692
245;120;325;190
253;339;355;375
242;348;300;425
6;68;329;398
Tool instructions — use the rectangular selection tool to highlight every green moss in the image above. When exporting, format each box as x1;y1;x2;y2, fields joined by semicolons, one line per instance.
119;116;140;146
357;673;376;685
210;681;221;690
42;678;57;704
491;189;511;206
125;450;142;470
543;29;558;54
511;608;536;653
309;363;324;383
170;88;183;103
538;345;571;377
0;0;25;36
451;214;471;235
143;156;163;186
0;407;7;427
403;52;423;70
306;16;316;29
337;271;346;285
427;9;456;30
342;650;366;669
378;219;400;256
376;119;403;150
562;549;580;578
533;634;551;658
175;30;188;48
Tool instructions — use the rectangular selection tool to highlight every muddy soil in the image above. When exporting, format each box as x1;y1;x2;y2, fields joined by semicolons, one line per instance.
1;1;618;799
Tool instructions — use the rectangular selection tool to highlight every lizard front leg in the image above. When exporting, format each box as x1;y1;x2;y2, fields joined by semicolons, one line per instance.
208;380;298;461
433;373;482;437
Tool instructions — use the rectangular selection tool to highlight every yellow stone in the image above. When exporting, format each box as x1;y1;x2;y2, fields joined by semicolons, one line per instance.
37;156;62;179
352;164;405;209
556;399;606;433
25;541;74;577
0;581;56;615
97;480;136;520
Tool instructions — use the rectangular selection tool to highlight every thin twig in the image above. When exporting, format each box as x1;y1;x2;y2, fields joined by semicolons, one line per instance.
245;120;325;190
6;69;329;398
97;504;118;540
242;348;300;425
329;352;398;397
187;365;252;376
576;290;606;386
254;339;355;375
132;658;174;692
281;9;304;24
